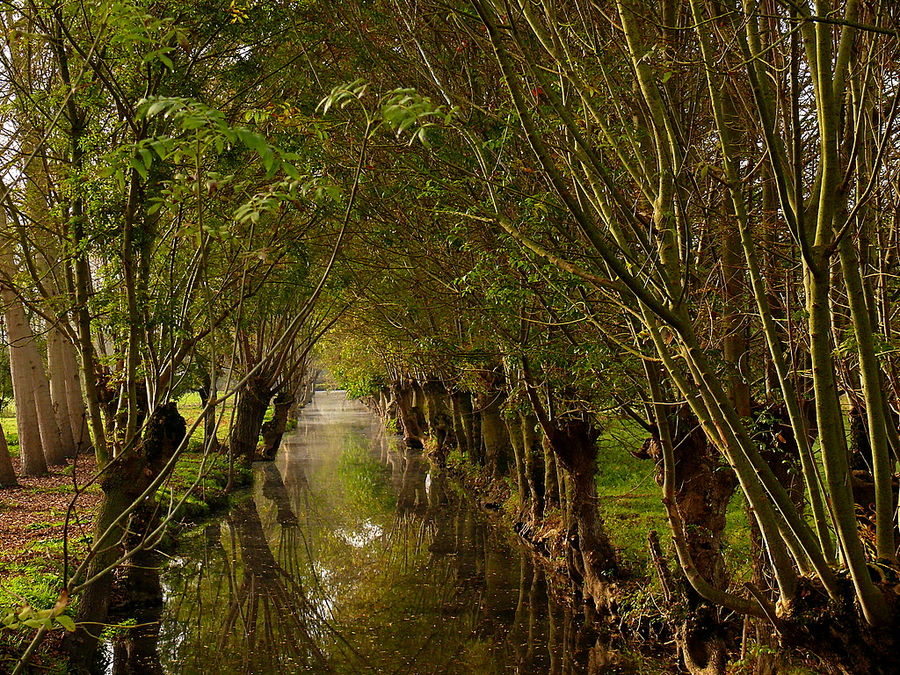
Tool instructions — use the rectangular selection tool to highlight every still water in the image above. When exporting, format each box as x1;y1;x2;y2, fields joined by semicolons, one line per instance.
106;392;659;674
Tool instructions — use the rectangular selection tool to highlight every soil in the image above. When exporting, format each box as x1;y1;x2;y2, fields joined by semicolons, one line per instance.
0;453;101;570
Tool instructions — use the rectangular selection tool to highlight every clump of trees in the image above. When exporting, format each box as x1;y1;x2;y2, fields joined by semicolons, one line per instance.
0;0;354;670
314;0;900;672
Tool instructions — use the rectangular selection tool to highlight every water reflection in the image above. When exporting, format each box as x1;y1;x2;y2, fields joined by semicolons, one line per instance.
108;392;650;674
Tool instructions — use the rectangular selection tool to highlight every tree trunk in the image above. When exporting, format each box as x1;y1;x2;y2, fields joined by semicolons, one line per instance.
392;379;424;449
477;389;511;478
68;403;186;670
48;328;76;458
423;378;453;465
543;434;560;511
228;375;272;464
197;370;220;453
411;379;428;436
3;290;47;476
644;405;737;674
26;335;66;466
547;419;618;606
59;331;90;453
521;413;545;520
506;413;529;512
260;391;294;460
0;420;17;487
453;390;475;458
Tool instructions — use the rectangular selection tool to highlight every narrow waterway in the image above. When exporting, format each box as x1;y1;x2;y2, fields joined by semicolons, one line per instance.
105;392;661;674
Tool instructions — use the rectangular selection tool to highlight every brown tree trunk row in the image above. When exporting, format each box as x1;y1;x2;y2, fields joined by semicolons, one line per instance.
371;372;760;674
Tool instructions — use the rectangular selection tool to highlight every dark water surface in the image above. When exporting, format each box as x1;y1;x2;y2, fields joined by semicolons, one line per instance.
104;392;663;674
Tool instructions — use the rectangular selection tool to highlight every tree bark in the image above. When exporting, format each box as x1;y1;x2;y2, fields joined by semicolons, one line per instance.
260;391;294;460
0;420;17;487
422;378;453;465
3;288;47;476
521;413;545;520
197;370;220;453
392;379;424;449
59;331;90;453
477;389;511;478
547;419;618;605
25;334;66;466
452;390;475;458
506;413;529;511
48;327;77;458
68;403;186;670
228;375;272;464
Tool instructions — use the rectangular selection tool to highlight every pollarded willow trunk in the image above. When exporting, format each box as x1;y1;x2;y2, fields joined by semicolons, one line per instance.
542;434;560;511
68;403;186;670
422;378;454;466
228;375;272;464
520;413;545;520
644;406;737;675
197;371;220;453
0;421;17;487
376;386;400;431
451;389;475;458
260;391;295;460
392;379;424;449
411;379;428;436
505;414;529;513
547;419;618;606
477;389;512;478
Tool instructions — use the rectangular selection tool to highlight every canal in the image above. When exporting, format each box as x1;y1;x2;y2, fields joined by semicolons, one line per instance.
103;391;661;674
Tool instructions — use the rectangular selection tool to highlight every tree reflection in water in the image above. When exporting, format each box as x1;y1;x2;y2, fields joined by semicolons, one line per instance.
112;394;655;674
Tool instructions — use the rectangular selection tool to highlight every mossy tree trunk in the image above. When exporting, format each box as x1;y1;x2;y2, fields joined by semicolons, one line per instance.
477;389;511;478
197;370;220;453
260;391;295;460
68;403;186;670
452;390;475;458
644;405;737;674
392;379;424;449
423;378;454;465
228;375;272;464
547;419;618;605
506;414;529;512
520;413;545;520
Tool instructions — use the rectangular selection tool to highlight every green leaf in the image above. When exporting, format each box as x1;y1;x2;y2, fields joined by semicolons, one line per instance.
146;100;169;118
55;615;76;632
130;157;148;180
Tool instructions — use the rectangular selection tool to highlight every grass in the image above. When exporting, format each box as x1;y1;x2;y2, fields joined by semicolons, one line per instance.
595;419;669;576
158;451;251;521
176;392;235;449
0;393;252;664
595;418;753;583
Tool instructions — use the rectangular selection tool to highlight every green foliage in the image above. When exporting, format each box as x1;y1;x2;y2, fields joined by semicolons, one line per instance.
0;574;74;634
